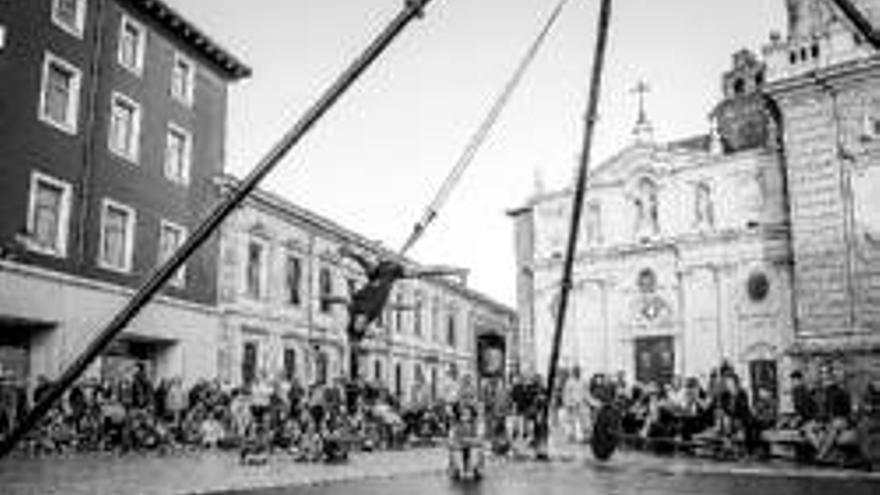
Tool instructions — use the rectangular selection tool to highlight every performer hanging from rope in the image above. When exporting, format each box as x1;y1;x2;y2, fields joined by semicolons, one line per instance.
332;245;467;342
325;247;467;385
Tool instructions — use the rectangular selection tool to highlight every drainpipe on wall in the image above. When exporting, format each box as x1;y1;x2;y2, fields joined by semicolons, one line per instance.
75;0;108;268
306;233;315;386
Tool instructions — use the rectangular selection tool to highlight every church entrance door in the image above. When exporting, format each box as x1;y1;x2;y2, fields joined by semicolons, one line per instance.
634;336;674;386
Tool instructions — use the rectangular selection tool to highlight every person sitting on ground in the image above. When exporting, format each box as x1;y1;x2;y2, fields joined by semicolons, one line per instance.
815;367;853;461
679;377;710;442
750;387;777;458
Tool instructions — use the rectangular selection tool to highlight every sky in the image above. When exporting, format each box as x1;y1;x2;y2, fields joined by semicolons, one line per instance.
166;0;787;306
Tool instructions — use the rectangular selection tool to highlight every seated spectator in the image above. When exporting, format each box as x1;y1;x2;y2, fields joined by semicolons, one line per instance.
679;377;711;441
815;367;853;460
750;387;777;457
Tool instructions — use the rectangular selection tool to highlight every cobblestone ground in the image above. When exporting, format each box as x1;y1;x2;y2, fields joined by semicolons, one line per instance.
0;448;446;495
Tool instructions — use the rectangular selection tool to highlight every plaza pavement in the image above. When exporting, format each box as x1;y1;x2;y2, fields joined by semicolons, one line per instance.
0;447;448;495
0;442;877;495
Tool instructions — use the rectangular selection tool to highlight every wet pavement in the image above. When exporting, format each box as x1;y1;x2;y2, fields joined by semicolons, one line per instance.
2;444;878;495
214;459;880;495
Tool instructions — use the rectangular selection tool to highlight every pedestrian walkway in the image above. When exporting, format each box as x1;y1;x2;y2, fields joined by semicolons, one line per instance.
0;448;447;495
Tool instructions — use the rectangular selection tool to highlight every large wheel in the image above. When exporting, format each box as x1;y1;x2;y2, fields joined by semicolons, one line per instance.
590;404;620;461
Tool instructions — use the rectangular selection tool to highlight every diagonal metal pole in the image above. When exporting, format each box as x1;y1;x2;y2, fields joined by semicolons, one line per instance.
539;0;612;453
0;0;438;459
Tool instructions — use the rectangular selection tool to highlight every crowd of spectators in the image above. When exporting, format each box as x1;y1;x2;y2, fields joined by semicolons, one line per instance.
0;363;469;460
3;360;878;468
551;360;880;467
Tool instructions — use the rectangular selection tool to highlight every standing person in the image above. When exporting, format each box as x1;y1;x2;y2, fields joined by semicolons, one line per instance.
562;367;587;443
288;377;305;424
165;377;187;442
525;374;548;453
131;363;153;412
250;372;272;432
719;373;752;448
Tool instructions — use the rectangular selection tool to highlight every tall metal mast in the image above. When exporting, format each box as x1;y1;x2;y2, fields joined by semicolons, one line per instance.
540;0;613;453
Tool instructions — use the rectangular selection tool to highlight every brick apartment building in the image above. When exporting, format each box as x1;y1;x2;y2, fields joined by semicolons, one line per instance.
0;0;250;389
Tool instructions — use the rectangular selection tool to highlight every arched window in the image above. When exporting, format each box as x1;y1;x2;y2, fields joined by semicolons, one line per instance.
585;201;602;245
695;182;715;229
374;359;383;382
634;177;659;239
394;362;403;398
315;350;328;385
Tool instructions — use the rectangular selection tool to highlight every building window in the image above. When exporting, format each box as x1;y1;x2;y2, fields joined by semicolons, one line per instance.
39;53;82;135
164;124;192;185
585;201;602;246
747;271;770;302
158;219;187;287
431;298;440;342
394;292;404;332
26;172;73;257
244;238;267;299
637;268;658;294
413;292;423;337
634;177;659;240
52;0;87;38
319;267;333;313
446;310;457;348
374;360;383;382
285;255;302;306
98;199;136;273
108;92;141;163
283;348;297;381
315;351;329;385
694;182;715;229
117;15;146;75
171;52;195;106
241;341;258;385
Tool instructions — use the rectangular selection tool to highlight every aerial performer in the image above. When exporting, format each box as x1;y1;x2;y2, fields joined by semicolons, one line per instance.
335;245;465;342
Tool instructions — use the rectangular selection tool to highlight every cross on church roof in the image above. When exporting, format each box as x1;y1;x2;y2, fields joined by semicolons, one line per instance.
630;79;651;125
629;79;654;142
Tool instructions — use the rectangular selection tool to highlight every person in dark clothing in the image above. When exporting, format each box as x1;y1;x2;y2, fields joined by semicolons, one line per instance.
718;373;752;447
790;371;816;424
131;363;153;411
287;378;305;420
815;368;852;460
335;246;467;341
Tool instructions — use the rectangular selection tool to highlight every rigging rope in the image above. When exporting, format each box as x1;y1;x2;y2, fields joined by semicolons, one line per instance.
398;0;571;255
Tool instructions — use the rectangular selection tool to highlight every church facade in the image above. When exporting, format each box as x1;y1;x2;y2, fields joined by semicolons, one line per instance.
511;50;795;397
511;0;880;399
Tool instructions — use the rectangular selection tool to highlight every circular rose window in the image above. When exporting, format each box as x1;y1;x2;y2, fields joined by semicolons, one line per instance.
747;272;770;302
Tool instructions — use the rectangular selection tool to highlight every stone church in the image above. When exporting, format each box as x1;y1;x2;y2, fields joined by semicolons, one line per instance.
510;0;880;400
